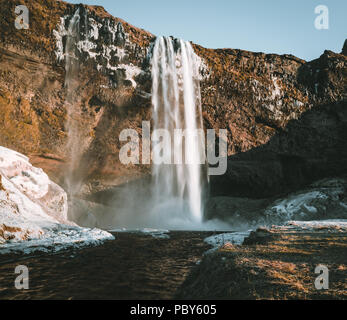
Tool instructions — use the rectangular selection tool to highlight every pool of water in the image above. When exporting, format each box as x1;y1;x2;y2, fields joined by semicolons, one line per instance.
0;231;218;299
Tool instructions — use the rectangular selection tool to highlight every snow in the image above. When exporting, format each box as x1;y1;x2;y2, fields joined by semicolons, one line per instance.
204;231;251;253
109;227;170;239
118;64;142;88
204;220;347;254
265;189;343;221
193;53;210;80
0;146;68;224
53;10;141;88
0;146;114;254
271;191;325;216
271;77;282;99
77;39;98;58
285;219;347;232
294;99;304;108
89;18;101;40
53;16;68;62
0;226;114;255
203;220;347;255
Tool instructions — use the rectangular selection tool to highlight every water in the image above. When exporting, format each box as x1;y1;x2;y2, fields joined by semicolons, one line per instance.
62;19;222;230
64;9;81;199
63;9;94;224
150;36;207;228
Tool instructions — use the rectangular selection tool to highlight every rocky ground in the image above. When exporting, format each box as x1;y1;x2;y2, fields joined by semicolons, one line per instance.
177;223;347;300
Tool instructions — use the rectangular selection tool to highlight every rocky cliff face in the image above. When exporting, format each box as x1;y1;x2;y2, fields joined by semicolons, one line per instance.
207;47;347;198
0;0;346;214
0;0;154;192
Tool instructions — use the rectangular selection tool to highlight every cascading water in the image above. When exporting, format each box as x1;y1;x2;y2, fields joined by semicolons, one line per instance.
63;8;94;224
150;36;207;228
64;8;81;198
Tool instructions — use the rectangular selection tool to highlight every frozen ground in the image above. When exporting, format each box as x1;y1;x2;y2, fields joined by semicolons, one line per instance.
0;146;114;254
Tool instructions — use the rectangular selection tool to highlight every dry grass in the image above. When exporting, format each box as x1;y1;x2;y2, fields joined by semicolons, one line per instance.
177;228;347;300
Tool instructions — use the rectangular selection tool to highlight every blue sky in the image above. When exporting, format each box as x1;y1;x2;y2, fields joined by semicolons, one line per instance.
69;0;347;61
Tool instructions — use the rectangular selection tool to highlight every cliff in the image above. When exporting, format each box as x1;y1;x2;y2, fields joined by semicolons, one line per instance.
0;0;346;210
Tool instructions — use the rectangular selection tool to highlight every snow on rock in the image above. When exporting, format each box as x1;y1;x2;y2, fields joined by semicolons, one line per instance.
204;231;251;253
264;178;347;223
285;219;347;232
53;9;142;88
109;228;170;239
0;146;114;254
53;17;68;62
0;225;114;255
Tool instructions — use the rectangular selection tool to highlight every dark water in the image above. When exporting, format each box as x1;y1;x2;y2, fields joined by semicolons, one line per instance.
0;231;215;300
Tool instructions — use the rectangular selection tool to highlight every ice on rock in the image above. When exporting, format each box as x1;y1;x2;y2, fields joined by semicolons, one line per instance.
53;10;141;88
204;231;251;253
264;178;347;222
285;220;347;232
0;146;114;254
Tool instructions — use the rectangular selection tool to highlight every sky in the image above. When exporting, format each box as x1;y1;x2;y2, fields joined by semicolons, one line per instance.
69;0;347;61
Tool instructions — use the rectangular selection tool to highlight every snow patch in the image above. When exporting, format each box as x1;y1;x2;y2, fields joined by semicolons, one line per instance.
118;64;142;88
53;10;141;88
271;77;282;99
88;17;101;40
0;146;114;254
204;231;251;253
53;16;68;62
265;179;347;223
77;39;98;58
109;228;170;239
1;226;114;255
193;53;210;80
286;219;347;232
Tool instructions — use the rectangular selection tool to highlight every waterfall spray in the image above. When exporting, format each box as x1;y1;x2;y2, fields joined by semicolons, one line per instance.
64;8;82;200
151;36;207;227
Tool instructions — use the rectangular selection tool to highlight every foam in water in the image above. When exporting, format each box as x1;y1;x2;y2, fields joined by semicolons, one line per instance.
150;36;207;228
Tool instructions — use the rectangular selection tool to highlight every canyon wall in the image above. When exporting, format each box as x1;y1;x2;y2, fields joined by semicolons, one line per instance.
0;0;346;205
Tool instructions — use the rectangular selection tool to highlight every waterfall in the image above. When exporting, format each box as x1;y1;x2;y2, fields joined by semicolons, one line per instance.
64;8;81;199
151;36;207;227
